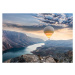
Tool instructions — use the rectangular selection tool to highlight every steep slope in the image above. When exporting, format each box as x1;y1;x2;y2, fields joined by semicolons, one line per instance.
3;30;44;51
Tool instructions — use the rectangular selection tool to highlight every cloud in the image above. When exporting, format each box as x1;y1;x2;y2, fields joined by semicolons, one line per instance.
33;13;73;29
3;13;73;37
3;23;45;31
3;13;73;32
3;22;65;32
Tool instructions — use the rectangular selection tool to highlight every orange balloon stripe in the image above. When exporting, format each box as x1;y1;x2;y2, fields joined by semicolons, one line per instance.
45;33;53;38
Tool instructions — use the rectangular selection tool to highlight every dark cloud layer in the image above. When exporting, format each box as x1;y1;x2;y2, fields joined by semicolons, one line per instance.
3;23;64;31
34;13;73;29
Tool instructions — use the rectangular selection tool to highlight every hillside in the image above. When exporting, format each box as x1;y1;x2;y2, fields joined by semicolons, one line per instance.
3;30;44;51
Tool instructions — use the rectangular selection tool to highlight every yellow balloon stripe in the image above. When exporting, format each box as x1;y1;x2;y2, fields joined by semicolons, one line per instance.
45;33;53;38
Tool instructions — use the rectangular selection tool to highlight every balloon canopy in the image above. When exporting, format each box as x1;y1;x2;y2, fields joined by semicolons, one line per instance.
44;26;54;39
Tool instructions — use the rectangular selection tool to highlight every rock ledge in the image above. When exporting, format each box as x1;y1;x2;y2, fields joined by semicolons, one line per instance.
4;54;56;63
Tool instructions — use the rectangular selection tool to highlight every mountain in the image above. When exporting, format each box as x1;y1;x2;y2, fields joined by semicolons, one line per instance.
45;39;73;47
3;30;44;51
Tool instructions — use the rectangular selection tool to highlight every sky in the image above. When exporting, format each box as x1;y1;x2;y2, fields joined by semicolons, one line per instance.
3;13;73;41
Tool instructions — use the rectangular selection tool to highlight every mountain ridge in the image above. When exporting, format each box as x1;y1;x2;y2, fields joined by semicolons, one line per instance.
45;39;72;47
3;30;44;51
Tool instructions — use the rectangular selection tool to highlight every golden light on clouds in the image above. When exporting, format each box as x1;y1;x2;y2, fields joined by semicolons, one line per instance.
3;25;73;40
25;28;73;40
52;28;73;40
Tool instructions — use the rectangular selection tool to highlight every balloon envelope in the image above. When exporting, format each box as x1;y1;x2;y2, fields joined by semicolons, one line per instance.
44;26;54;38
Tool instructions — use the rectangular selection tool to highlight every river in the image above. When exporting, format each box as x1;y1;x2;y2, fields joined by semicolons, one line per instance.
3;43;44;62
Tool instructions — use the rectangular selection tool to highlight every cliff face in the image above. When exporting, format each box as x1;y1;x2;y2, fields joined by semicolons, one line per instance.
4;54;56;63
3;30;44;51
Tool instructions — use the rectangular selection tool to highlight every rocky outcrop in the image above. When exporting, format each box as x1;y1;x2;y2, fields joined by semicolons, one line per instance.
4;54;56;63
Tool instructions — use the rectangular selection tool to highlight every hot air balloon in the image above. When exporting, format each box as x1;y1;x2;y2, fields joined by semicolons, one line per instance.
44;26;54;39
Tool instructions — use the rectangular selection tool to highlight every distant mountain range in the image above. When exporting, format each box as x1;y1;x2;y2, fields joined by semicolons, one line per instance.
3;30;44;51
45;39;73;47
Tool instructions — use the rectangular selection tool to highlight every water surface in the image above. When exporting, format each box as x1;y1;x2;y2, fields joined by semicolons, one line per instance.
3;43;44;62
